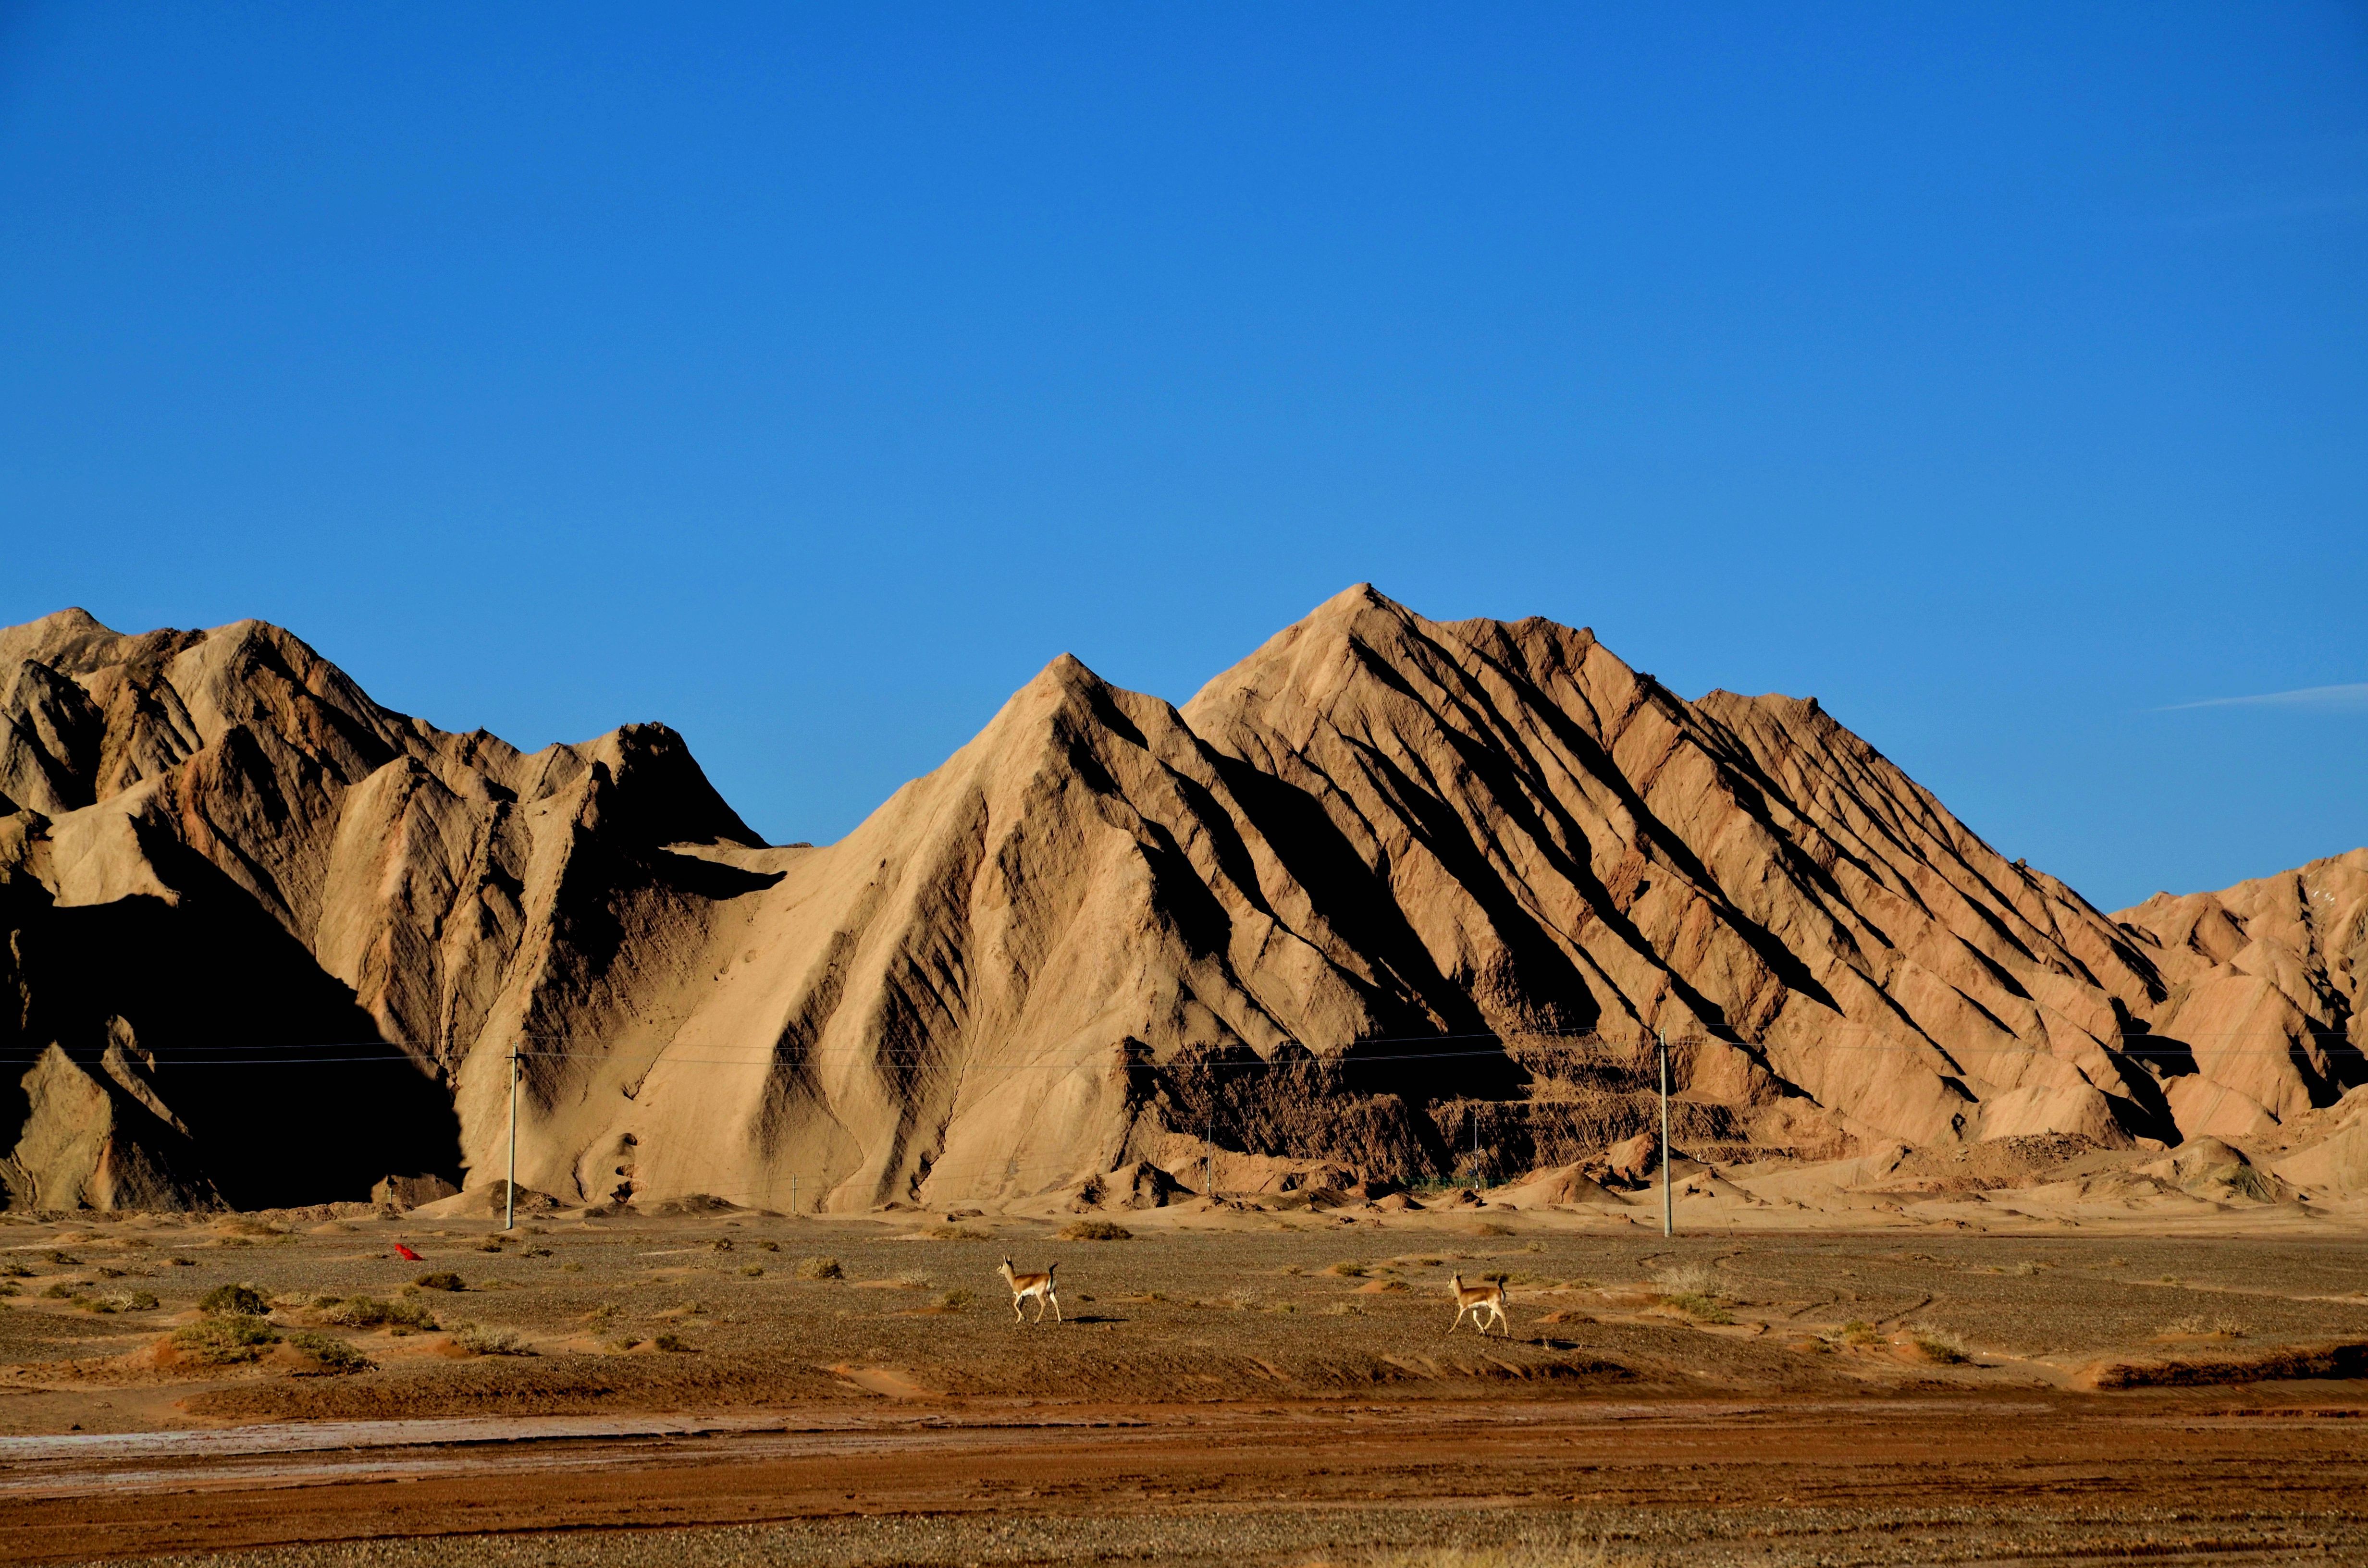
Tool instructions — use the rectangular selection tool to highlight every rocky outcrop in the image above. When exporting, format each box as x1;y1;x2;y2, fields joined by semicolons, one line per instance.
3;592;2360;1212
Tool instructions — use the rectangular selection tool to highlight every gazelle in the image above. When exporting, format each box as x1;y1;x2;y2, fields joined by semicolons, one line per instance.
998;1257;1061;1324
1448;1272;1509;1336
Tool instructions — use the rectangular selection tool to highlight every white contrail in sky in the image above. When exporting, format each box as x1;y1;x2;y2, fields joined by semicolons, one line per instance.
2158;683;2368;713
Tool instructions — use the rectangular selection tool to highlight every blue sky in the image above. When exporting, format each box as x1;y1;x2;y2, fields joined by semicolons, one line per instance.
2;3;2362;911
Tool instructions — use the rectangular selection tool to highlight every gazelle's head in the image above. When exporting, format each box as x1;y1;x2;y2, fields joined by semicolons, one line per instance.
1451;1272;1464;1289
999;1257;1015;1278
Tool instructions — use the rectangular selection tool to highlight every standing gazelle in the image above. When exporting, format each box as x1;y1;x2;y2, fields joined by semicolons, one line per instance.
1448;1272;1509;1336
998;1257;1061;1324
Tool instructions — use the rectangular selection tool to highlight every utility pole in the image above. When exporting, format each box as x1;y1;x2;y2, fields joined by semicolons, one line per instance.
1472;1102;1483;1192
505;1042;519;1233
1658;1029;1673;1238
789;1174;798;1217
1204;1114;1214;1200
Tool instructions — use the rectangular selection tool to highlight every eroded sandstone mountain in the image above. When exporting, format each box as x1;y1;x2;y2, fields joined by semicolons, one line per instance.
2;591;2359;1211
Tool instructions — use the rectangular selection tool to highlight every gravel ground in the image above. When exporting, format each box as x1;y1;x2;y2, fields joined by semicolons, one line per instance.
74;1496;2368;1568
4;1211;2366;1434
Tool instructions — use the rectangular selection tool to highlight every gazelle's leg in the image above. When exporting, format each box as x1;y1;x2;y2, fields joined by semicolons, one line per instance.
1012;1295;1026;1322
1049;1290;1061;1322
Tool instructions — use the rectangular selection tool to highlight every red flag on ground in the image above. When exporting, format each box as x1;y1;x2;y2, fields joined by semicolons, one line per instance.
393;1244;421;1261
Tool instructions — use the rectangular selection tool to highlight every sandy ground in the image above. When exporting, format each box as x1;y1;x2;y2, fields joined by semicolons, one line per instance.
0;1200;2364;1565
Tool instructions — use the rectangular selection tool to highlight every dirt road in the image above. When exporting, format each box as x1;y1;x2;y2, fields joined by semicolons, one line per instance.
9;1390;2368;1567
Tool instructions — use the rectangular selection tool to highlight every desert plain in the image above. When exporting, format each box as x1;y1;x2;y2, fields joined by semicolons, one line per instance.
2;1156;2366;1568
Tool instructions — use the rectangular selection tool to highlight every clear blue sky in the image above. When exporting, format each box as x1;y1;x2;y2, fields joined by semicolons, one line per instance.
3;3;2362;911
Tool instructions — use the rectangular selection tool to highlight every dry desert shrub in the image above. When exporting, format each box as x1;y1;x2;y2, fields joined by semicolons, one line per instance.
932;1288;974;1311
1836;1319;1882;1347
740;1263;765;1278
928;1225;990;1241
1327;1261;1369;1277
410;1271;466;1292
1473;1222;1515;1237
652;1332;690;1352
450;1322;534;1356
1651;1262;1719;1296
1905;1323;1971;1364
73;1290;160;1314
794;1255;843;1281
1059;1219;1133;1241
319;1295;438;1332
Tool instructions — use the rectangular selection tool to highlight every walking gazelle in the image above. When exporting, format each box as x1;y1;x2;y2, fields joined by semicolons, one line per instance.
998;1257;1061;1323
1447;1272;1509;1336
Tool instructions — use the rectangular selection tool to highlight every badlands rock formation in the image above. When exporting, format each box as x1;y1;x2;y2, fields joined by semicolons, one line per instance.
1;589;2360;1212
2113;849;2367;1139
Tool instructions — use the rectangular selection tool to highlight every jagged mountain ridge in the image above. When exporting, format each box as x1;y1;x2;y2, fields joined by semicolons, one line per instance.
1;589;2359;1211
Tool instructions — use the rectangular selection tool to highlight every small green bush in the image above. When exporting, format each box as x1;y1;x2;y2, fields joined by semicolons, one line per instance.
283;1329;373;1372
411;1271;466;1292
200;1283;271;1316
44;1250;77;1265
652;1332;688;1352
173;1316;282;1365
1663;1292;1734;1324
0;1262;29;1278
794;1255;843;1281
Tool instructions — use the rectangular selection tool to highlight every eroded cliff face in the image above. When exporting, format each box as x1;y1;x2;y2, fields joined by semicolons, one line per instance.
0;609;760;1207
2113;849;2368;1138
2;592;2358;1212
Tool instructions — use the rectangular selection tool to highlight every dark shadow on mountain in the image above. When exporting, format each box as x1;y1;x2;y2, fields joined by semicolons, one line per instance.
2;837;462;1208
